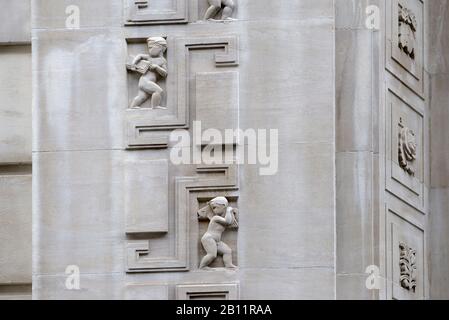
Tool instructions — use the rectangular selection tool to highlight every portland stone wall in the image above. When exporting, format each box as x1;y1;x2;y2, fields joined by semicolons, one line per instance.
32;0;336;299
0;0;32;300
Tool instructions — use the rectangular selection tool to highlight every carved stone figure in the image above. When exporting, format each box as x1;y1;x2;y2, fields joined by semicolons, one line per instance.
197;197;238;269
127;37;168;109
398;5;417;60
398;118;417;176
204;0;236;21
399;242;417;292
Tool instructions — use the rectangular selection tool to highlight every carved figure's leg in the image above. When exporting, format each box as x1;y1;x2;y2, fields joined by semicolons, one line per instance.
130;90;149;109
141;81;164;109
218;241;236;268
204;0;222;20
221;0;235;20
199;236;218;269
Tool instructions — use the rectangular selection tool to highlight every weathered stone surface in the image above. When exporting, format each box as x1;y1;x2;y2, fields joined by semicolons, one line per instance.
0;0;444;301
0;0;30;44
0;45;32;164
0;175;32;284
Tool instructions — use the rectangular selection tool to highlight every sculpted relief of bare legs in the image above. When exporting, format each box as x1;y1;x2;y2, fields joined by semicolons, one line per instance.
197;197;238;270
131;79;164;109
204;0;235;21
127;37;168;109
199;236;218;269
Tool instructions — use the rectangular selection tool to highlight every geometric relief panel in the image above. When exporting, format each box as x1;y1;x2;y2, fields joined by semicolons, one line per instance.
124;0;188;25
386;0;425;97
176;283;239;300
125;159;168;234
386;202;425;300
195;71;239;145
385;84;428;213
126;165;239;273
125;35;239;149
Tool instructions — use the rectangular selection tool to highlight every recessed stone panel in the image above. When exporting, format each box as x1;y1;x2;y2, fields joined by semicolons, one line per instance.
127;165;239;273
176;283;239;300
195;71;239;145
125;0;188;25
386;203;425;300
385;83;428;213
125;35;239;149
386;0;425;97
125;159;168;234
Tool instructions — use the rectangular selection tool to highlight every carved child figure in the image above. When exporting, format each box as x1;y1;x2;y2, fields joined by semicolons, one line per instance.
127;37;168;109
204;0;236;21
197;197;238;269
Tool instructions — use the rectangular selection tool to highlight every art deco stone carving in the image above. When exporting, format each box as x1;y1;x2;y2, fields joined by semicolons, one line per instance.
386;0;424;97
385;84;428;213
126;35;239;149
398;118;417;176
197;197;238;269
176;283;239;300
204;0;236;21
125;0;188;25
398;5;417;60
127;37;168;109
389;209;425;300
127;165;239;273
399;242;417;292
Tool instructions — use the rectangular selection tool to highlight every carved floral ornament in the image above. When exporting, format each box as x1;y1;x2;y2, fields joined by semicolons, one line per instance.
398;118;417;176
399;242;417;292
398;5;417;60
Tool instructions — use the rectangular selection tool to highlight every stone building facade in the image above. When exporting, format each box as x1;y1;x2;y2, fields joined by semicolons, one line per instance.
0;0;448;300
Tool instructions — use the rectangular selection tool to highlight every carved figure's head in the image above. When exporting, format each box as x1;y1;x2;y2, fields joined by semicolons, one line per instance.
197;196;228;220
147;37;167;56
209;196;228;215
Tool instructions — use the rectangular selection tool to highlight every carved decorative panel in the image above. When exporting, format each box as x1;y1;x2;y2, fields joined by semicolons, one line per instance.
197;196;239;269
125;35;239;149
176;283;239;300
399;242;417;292
125;0;188;25
386;0;424;97
386;200;425;300
126;165;239;273
385;83;428;213
125;159;168;234
195;71;239;145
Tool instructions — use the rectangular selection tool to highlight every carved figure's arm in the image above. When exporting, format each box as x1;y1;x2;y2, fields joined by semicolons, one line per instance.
225;207;235;225
132;54;150;65
153;62;168;78
213;215;227;225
